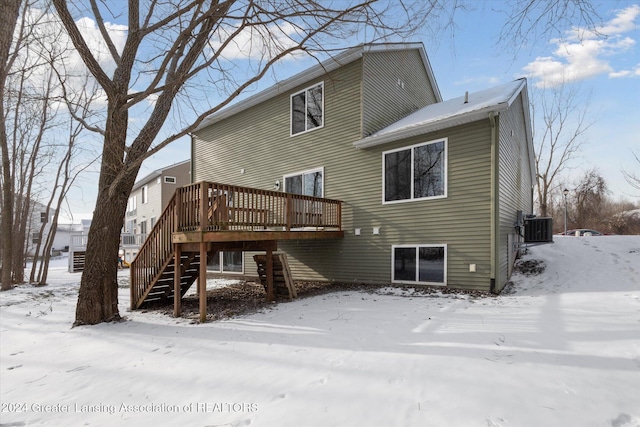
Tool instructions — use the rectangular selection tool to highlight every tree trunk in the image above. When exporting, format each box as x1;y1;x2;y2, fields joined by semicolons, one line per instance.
0;0;21;292
74;189;127;325
74;95;135;325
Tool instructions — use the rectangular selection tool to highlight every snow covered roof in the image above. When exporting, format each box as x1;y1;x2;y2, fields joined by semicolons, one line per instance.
194;43;441;132
354;79;528;149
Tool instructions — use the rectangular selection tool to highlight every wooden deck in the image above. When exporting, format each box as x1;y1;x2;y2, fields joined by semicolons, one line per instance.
130;181;343;321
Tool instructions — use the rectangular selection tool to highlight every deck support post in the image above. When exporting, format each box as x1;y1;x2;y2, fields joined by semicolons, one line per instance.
266;249;274;302
199;241;207;323
173;244;182;317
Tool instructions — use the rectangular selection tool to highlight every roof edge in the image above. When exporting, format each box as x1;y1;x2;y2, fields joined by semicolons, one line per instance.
133;159;190;189
194;43;438;132
354;104;510;149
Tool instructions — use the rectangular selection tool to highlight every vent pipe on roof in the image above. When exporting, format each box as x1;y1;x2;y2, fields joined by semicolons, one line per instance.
464;91;469;104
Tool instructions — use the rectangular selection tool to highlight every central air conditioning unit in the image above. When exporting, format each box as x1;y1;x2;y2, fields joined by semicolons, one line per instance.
524;216;553;243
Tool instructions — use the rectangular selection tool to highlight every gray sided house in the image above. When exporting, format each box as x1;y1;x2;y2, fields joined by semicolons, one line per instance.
191;43;535;293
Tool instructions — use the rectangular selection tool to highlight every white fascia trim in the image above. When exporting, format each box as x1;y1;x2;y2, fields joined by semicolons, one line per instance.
354;104;510;149
517;80;537;185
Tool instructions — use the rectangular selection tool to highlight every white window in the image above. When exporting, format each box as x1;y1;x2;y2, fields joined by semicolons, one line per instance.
283;167;324;197
291;82;324;135
141;185;148;204
383;138;447;204
150;217;156;229
206;251;244;274
127;196;137;214
164;176;176;184
392;244;447;286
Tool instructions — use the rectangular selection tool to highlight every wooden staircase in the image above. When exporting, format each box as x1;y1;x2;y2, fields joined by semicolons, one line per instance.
254;253;297;299
135;252;202;308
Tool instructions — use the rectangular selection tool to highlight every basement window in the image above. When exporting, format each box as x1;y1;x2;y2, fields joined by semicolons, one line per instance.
207;251;243;274
392;244;446;286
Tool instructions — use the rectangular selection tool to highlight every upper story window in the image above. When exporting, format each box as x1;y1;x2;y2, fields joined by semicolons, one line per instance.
383;138;447;204
284;167;323;197
141;185;148;204
291;82;323;136
164;176;176;184
127;196;137;215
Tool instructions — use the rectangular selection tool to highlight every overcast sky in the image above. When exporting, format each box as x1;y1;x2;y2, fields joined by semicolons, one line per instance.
59;1;640;221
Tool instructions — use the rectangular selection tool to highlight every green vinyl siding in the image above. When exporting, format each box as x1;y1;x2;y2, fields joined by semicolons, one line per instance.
495;93;534;291
193;49;504;292
362;50;438;136
280;120;493;291
194;59;362;188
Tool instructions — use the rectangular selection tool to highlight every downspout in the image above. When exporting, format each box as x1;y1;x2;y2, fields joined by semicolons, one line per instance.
189;133;195;184
489;112;498;294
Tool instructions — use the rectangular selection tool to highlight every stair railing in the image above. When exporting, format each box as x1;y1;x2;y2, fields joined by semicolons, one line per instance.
130;193;177;309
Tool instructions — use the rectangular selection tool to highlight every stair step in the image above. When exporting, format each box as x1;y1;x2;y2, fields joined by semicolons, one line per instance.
253;253;296;300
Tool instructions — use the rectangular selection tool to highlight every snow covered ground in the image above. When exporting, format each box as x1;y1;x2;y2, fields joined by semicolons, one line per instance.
1;236;639;427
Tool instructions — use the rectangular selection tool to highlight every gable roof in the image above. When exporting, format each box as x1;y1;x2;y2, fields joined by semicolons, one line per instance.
194;43;441;132
133;159;190;190
353;79;530;149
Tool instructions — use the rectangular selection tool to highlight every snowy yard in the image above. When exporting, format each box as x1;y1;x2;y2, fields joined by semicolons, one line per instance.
1;236;639;427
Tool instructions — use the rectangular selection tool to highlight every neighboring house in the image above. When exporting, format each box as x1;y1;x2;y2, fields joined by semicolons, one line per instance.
190;42;536;294
52;222;83;252
24;200;49;257
67;161;189;272
123;160;191;261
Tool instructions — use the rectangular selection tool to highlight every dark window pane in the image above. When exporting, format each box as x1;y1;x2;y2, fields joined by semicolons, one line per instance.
394;247;416;281
222;251;243;273
414;141;445;198
307;85;323;130
418;247;445;283
207;251;221;272
291;92;306;134
285;175;303;195
385;149;411;201
303;171;323;197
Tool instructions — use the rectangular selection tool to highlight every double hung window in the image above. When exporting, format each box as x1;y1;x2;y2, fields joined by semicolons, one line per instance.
291;83;323;135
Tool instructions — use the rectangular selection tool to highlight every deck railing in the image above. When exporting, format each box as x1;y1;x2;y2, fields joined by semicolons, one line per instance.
130;181;342;308
70;233;148;250
175;181;342;232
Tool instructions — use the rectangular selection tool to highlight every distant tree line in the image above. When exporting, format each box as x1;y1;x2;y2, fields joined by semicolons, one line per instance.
543;169;640;235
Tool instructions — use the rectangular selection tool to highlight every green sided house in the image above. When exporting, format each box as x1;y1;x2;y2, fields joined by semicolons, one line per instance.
191;41;535;292
130;42;536;318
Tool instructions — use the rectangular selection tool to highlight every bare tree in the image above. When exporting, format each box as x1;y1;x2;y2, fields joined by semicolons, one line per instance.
498;0;601;53
570;168;608;229
0;0;23;291
30;73;101;286
8;57;57;284
532;82;592;217
49;0;456;325
2;1;75;287
622;150;640;192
